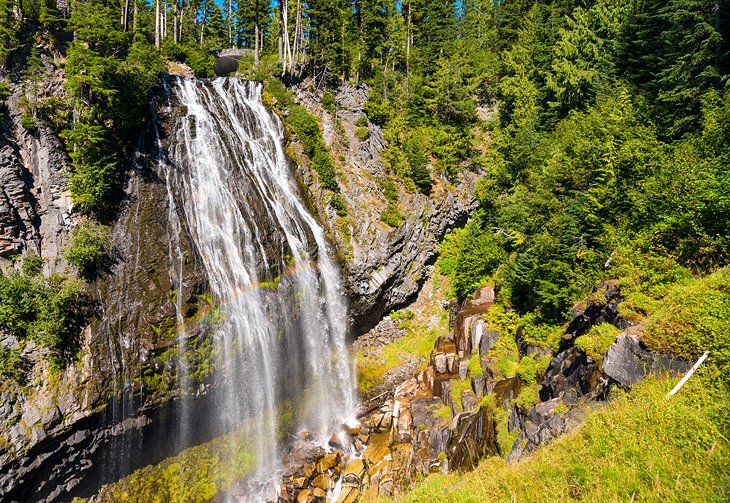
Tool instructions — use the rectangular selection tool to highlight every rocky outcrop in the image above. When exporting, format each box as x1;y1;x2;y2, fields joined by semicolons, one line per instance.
290;81;479;333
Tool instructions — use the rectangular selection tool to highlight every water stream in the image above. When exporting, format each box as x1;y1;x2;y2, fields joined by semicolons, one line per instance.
157;77;356;487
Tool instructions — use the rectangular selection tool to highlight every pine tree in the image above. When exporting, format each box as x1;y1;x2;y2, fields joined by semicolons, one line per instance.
657;0;723;136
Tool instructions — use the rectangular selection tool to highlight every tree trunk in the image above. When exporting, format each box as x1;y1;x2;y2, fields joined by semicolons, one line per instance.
155;0;160;48
121;0;129;31
228;0;233;48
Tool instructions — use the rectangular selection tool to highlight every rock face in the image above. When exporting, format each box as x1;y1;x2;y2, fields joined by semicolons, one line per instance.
0;54;73;269
290;81;479;333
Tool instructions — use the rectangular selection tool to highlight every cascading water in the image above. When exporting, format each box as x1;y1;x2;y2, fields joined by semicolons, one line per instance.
157;77;356;489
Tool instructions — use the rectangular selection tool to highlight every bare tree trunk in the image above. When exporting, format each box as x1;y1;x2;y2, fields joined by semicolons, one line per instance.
293;0;302;72
228;0;233;47
281;0;292;74
121;0;129;31
162;1;167;41
155;0;161;48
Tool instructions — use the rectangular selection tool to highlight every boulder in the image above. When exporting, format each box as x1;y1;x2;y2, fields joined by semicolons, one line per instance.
602;332;690;387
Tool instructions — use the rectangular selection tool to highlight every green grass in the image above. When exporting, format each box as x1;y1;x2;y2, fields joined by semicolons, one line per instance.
643;267;730;377
387;374;730;502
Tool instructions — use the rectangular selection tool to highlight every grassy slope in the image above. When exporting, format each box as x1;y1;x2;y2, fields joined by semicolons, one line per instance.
389;374;729;502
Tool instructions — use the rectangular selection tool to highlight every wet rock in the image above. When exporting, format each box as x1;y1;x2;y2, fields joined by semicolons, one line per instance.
318;452;340;472
311;473;331;491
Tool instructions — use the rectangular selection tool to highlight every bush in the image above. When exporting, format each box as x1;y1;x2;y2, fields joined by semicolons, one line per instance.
286;104;339;192
355;126;370;140
328;193;347;217
0;258;84;367
380;202;404;227
65;221;111;276
574;323;621;363
322;91;336;114
364;97;390;125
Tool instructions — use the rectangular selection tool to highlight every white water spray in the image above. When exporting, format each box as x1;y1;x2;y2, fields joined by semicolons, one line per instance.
157;77;356;477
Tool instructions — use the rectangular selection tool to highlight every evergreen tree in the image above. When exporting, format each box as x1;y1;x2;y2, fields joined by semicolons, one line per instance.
656;0;723;136
0;0;18;68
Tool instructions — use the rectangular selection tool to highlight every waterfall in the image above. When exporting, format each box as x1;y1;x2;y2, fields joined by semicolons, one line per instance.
156;77;356;481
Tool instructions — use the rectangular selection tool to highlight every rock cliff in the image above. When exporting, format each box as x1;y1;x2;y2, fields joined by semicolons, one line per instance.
289;80;478;333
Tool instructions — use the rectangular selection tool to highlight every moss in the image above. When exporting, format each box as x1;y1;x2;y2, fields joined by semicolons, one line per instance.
515;383;541;409
574;323;621;363
494;406;518;457
95;426;256;503
433;403;452;424
553;402;569;414
467;351;483;377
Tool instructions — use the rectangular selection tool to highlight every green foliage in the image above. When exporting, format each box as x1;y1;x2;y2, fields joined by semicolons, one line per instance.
65;221;111;276
321;91;336;114
0;0;18;68
354;126;369;140
285;103;339;192
574;323;621;362
380;202;403;228
0;345;25;379
0;259;84;367
328;193;347;216
517;312;562;350
162;42;214;77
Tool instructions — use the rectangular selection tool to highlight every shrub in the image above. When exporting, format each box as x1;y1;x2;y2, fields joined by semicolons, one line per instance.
65;221;112;276
380;202;404;227
355;126;370;140
0;259;84;367
321;91;336;114
328;193;347;217
286;104;339;192
574;323;621;363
